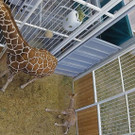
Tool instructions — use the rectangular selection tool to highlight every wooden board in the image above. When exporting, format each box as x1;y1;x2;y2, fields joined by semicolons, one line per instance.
0;47;3;53
77;106;99;135
74;73;95;109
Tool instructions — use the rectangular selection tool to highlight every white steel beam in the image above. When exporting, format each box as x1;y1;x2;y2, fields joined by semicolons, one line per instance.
16;20;81;42
118;56;132;134
0;43;4;47
19;0;43;29
92;71;102;135
73;0;114;18
51;0;122;55
75;87;135;112
61;0;135;78
0;46;7;59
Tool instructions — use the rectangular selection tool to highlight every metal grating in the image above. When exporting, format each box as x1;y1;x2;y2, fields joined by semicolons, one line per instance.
128;91;135;133
120;50;135;91
95;59;123;101
2;0;134;77
100;96;129;135
1;0;101;51
1;0;135;78
74;38;135;135
55;38;120;77
0;0;123;52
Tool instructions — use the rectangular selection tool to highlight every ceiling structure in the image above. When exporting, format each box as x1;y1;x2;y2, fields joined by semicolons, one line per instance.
0;0;135;77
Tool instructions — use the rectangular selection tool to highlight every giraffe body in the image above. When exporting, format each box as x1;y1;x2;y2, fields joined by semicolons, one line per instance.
7;47;57;77
0;1;57;91
45;94;77;135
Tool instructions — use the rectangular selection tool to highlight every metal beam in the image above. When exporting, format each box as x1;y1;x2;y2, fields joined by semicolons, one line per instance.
0;43;4;47
19;0;43;29
75;86;135;112
0;46;7;59
51;0;122;55
58;0;135;63
73;0;114;18
73;0;135;80
16;20;81;42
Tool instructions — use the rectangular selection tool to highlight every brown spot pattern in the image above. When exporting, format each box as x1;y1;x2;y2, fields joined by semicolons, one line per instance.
0;3;57;77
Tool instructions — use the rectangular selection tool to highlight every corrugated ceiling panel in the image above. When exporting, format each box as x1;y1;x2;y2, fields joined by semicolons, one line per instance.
55;38;121;77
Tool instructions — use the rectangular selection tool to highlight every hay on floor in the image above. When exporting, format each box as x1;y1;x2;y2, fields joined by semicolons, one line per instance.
0;54;76;135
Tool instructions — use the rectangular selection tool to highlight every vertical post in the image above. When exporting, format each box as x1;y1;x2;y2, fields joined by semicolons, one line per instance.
75;112;79;135
118;56;132;133
92;71;102;135
73;80;79;135
92;70;97;103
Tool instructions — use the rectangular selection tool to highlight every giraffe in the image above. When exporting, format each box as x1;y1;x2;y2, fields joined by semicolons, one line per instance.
45;93;77;134
0;0;57;92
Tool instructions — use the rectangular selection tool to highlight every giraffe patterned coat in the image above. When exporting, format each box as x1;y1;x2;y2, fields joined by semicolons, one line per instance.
0;1;57;78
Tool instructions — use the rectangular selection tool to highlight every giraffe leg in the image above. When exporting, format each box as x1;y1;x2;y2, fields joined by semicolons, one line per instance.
54;122;67;127
45;108;67;115
20;77;38;89
58;114;62;119
0;73;16;92
64;126;70;135
0;70;9;78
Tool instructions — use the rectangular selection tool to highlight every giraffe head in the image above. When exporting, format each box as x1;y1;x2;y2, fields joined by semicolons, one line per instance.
0;0;4;6
69;93;78;99
0;0;5;17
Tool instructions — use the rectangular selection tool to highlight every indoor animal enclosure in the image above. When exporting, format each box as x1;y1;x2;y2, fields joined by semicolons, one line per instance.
0;0;135;135
74;45;135;134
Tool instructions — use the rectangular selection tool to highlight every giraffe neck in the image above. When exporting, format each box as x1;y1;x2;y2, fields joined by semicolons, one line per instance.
0;2;28;51
69;98;75;109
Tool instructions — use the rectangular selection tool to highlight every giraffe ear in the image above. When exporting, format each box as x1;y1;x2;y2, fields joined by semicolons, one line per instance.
0;0;4;5
69;93;78;98
0;0;4;3
73;93;78;98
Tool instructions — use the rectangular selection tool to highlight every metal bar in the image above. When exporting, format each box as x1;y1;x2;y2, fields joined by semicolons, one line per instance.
75;112;79;135
21;0;55;37
19;0;43;29
37;1;81;50
56;67;80;74
54;70;77;77
76;87;135;112
125;94;132;134
123;133;135;135
0;43;4;47
67;57;93;65
58;63;84;71
15;20;81;42
0;46;7;59
74;1;135;80
45;5;95;51
118;57;125;93
73;0;114;18
92;70;102;135
51;0;122;55
26;0;71;48
60;61;88;69
75;50;103;60
81;45;111;55
94;38;121;50
92;71;98;103
101;105;127;114
57;63;84;72
97;104;102;135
